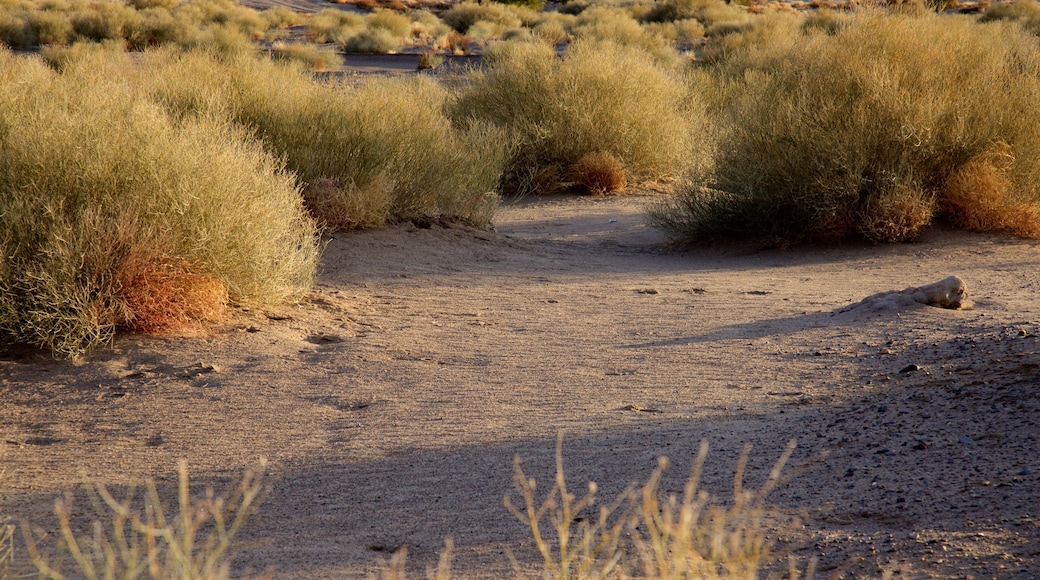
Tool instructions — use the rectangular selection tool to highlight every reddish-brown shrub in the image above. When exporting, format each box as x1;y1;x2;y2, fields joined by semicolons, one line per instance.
566;151;628;195
940;143;1040;238
117;253;228;334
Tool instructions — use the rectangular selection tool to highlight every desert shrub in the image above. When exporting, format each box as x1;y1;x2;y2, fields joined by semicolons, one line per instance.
69;1;137;42
451;39;696;195
641;0;745;27
491;0;544;10
801;7;849;34
344;26;400;52
0;0;290;51
700;12;799;66
570;6;679;64
939;142;1040;237
368;7;412;37
0;11;34;48
126;6;194;48
129;0;181;9
980;0;1040;34
532;19;569;43
642;0;740;23
181;21;256;55
467;19;512;41
271;41;340;70
443;29;472;53
40;37;125;71
651;12;1040;244
305;8;364;43
147;50;505;230
262;5;300;29
442;1;521;33
27;10;73;44
410;10;451;41
0;49;318;357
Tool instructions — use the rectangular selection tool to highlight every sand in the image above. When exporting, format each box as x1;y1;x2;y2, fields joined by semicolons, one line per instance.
2;193;1039;578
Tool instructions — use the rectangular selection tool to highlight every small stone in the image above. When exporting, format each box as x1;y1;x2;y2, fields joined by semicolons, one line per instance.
1018;467;1033;476
899;364;922;374
958;436;977;446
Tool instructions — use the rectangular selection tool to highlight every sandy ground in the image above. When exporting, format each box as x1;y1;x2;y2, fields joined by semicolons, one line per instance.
2;193;1039;578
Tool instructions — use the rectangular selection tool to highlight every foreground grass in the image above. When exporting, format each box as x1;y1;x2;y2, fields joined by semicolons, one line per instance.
0;48;318;358
22;462;266;580
652;10;1040;244
14;442;799;579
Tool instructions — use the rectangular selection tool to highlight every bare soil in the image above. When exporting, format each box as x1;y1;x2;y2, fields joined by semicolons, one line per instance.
2;193;1039;578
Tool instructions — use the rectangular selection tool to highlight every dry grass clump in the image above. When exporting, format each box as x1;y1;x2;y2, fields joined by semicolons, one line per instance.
451;39;696;195
24;461;266;580
147;50;504;230
379;438;803;579
566;152;628;195
0;48;318;357
652;12;1040;245
504;438;800;578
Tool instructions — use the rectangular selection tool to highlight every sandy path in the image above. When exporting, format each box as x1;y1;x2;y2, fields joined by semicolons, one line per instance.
2;194;1038;577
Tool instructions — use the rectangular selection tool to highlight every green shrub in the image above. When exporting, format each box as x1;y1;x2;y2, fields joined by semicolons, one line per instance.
147;50;505;230
652;12;1040;244
0;48;318;357
451;39;696;195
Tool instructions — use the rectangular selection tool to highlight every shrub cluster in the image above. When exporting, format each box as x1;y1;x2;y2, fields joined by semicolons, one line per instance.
0;48;318;357
146;49;505;230
0;0;293;52
451;39;697;195
653;11;1040;244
